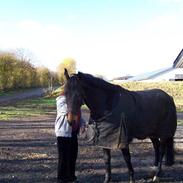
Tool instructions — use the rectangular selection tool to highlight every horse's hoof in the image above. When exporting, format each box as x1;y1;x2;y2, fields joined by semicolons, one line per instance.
103;179;110;183
129;181;135;183
147;166;158;177
129;177;135;183
103;176;111;183
153;175;160;182
103;181;109;183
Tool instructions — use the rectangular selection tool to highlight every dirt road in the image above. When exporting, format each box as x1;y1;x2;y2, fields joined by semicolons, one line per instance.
0;111;183;183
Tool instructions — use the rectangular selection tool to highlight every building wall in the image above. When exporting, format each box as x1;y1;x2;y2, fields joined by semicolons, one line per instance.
146;68;183;81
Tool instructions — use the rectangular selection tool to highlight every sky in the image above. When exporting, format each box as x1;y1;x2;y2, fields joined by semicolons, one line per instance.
0;0;183;79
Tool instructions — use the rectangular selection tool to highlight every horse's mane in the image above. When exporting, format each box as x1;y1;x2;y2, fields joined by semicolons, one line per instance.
77;72;120;91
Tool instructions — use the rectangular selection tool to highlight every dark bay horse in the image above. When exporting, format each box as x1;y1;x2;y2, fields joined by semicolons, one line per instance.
64;69;177;183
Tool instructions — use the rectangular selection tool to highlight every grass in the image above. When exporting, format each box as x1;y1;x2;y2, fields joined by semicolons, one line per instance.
177;120;183;126
0;87;63;121
118;81;183;112
0;96;56;120
175;98;183;112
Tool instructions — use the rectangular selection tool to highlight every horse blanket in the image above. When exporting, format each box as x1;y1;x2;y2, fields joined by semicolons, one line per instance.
88;92;129;149
87;89;177;150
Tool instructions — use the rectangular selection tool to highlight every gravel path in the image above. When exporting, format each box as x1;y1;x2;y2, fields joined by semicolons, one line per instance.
0;111;183;183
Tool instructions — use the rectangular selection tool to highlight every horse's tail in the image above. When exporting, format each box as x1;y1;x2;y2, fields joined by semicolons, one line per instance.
165;137;175;166
165;95;177;166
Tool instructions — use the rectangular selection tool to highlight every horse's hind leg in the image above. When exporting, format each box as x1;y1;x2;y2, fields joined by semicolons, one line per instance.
150;138;160;166
153;138;167;182
103;148;111;183
121;147;135;183
165;137;175;166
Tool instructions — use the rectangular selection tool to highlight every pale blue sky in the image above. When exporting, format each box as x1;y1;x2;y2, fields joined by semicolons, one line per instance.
0;0;183;79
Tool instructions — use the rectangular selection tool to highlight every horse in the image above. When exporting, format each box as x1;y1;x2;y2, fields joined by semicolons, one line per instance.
63;69;177;183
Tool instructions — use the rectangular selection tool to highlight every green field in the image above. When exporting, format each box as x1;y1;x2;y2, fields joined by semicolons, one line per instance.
0;97;56;120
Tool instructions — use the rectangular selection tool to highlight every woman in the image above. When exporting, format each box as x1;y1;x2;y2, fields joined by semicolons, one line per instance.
55;93;85;183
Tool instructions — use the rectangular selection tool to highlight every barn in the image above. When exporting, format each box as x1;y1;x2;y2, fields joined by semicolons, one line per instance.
127;49;183;82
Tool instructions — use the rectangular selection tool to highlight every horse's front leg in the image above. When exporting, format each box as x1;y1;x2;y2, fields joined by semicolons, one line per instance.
121;147;135;183
103;148;111;183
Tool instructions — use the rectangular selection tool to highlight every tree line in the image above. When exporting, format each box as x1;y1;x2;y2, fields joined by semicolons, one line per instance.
0;51;76;91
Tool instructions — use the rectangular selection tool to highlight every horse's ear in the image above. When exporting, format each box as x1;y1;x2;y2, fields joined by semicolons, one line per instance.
77;71;83;79
64;68;70;80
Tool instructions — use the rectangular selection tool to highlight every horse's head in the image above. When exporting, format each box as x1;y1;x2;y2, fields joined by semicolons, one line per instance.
64;68;121;122
64;68;84;123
